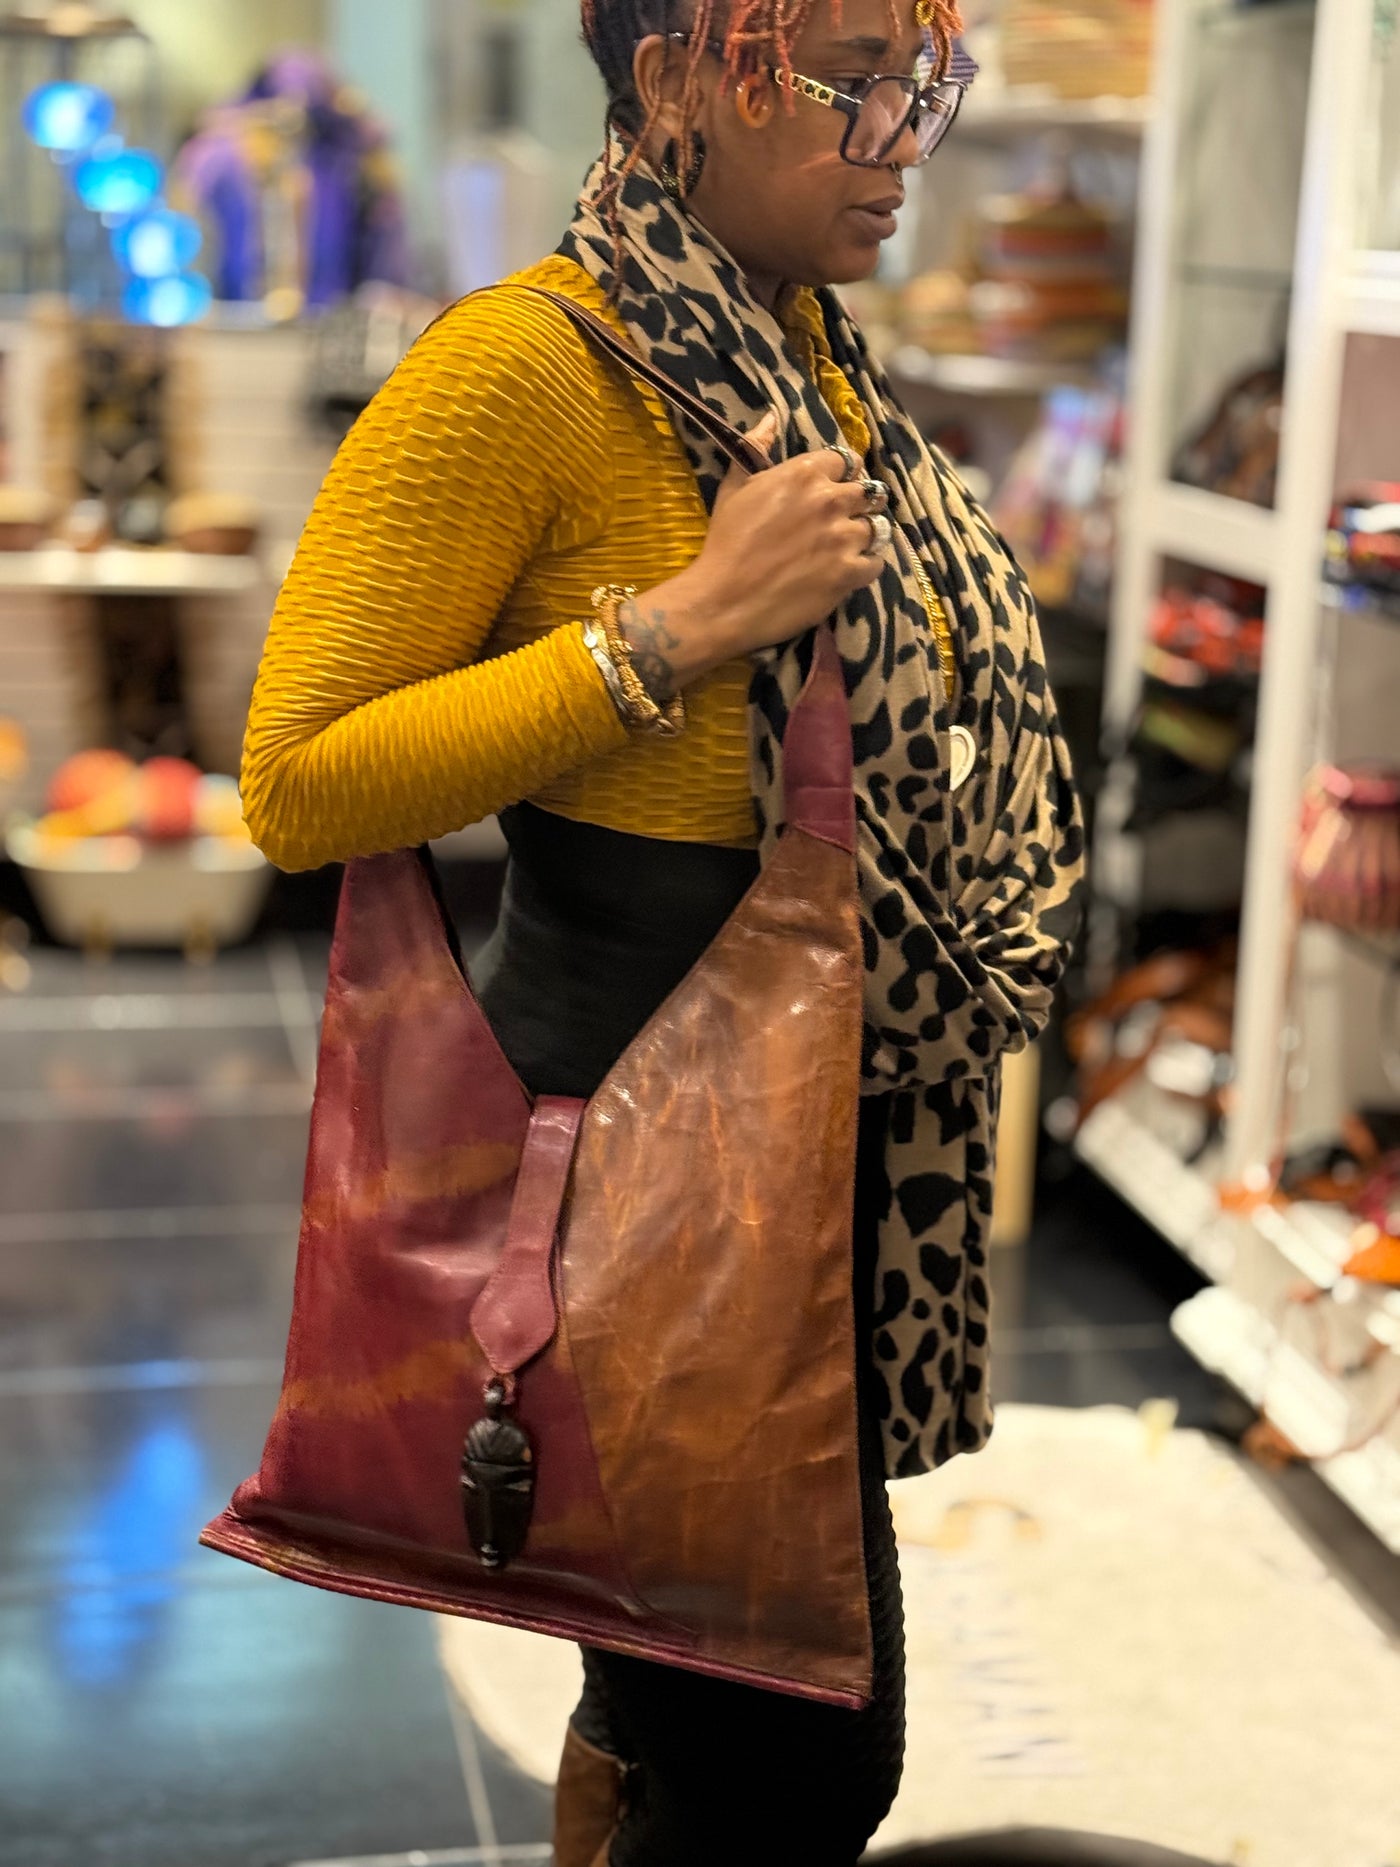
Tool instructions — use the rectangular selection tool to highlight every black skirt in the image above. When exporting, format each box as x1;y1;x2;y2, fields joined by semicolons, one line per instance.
470;801;905;1867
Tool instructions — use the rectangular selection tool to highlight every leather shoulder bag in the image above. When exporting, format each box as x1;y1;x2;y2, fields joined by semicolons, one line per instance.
201;290;874;1710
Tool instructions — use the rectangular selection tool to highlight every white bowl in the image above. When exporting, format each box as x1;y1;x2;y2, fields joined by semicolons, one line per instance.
7;824;273;951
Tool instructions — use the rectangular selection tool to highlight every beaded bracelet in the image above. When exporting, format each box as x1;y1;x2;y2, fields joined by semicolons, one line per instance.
590;584;686;739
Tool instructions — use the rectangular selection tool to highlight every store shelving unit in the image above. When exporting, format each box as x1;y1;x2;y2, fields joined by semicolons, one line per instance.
957;88;1151;140
1084;0;1400;1549
888;347;1098;398
1172;1285;1400;1551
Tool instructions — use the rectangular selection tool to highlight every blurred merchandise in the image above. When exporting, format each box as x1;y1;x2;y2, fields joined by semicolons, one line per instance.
44;745;133;817
1277;1107;1400;1205
896;174;1127;370
1171;358;1285;510
172;51;408;317
992;382;1123;617
1345;1218;1400;1285
38;310;193;543
1144;581;1266;684
973;187;1128;361
899;269;979;355
1065;943;1235;1136
304;283;441;438
1000;0;1156;99
1124;578;1263;843
1293;764;1400;938
0;484;58;550
1325;483;1400;601
1273;1111;1400;1289
35;750;250;846
832;278;902;358
0;716;27;814
1136;695;1242;775
60;496;110;551
162;493;261;556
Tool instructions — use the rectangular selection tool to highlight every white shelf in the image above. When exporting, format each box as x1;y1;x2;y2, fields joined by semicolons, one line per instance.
1342;253;1400;339
0;546;263;597
1250;1198;1353;1289
889;347;1097;398
957;88;1152;139
1172;1286;1400;1554
1074;1093;1233;1282
1142;483;1277;585
1247;1199;1400;1353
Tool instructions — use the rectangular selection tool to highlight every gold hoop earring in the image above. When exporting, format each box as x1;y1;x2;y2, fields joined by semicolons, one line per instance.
736;76;772;127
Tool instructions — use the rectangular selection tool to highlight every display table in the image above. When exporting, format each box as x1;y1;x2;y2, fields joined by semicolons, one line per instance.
0;546;262;596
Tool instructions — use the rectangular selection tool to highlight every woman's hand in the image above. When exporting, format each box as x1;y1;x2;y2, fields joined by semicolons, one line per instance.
617;411;885;702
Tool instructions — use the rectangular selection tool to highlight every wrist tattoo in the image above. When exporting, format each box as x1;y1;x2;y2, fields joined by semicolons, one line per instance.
618;600;683;705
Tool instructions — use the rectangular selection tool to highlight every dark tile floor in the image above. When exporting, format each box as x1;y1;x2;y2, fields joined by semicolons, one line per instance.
0;908;1392;1867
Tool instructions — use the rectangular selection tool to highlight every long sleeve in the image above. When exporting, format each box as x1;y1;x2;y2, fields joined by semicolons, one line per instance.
240;290;631;872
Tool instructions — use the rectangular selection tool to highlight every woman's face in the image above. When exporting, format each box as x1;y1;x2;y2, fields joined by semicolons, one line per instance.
638;0;928;300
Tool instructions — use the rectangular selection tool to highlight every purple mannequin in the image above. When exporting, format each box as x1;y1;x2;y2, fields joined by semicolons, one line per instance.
173;51;408;306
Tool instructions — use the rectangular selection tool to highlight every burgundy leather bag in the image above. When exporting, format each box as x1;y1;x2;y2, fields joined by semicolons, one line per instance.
201;612;874;1708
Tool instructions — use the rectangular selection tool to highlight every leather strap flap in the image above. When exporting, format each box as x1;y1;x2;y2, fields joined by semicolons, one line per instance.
471;1095;587;1379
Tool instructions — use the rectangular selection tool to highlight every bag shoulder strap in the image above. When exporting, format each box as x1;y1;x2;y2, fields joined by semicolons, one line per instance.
502;283;774;478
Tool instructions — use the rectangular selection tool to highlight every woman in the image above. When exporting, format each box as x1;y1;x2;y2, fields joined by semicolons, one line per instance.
242;1;1084;1861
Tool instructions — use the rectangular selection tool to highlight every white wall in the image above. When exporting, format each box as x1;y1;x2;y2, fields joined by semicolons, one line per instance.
330;0;440;267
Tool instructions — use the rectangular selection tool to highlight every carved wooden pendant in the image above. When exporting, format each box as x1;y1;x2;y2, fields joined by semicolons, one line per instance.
461;1381;536;1572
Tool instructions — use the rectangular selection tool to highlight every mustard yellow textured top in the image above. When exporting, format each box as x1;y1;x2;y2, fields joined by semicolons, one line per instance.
241;254;869;871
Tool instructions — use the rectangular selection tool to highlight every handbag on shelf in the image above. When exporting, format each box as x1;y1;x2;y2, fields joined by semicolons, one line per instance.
1223;767;1400;1213
1293;763;1400;938
201;297;874;1710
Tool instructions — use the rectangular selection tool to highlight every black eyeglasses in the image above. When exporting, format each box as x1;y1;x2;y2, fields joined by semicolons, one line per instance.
663;34;965;168
773;68;965;167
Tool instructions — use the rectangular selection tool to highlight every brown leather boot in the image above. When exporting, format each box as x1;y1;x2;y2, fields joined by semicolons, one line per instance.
553;1721;628;1867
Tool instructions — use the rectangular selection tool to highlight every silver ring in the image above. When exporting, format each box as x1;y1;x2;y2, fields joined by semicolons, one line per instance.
828;442;860;483
863;513;893;555
861;477;889;513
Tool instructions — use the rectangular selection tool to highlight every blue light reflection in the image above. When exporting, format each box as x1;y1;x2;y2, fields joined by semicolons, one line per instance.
74;145;162;216
55;1418;205;1686
113;208;203;279
23;82;115;153
122;272;214;327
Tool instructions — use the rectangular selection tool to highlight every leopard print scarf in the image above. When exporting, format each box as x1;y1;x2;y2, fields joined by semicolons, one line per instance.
561;154;1085;1478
